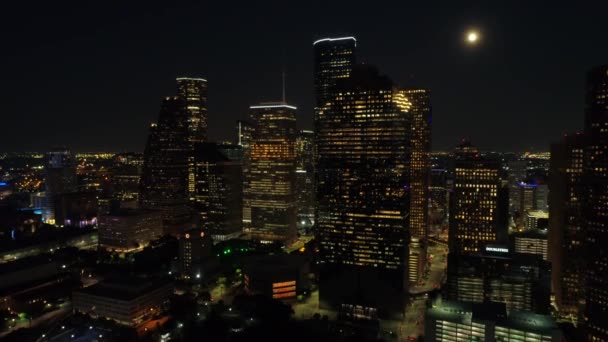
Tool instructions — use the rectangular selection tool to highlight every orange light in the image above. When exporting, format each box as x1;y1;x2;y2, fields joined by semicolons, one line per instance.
200;232;205;238
272;281;296;288
185;233;190;239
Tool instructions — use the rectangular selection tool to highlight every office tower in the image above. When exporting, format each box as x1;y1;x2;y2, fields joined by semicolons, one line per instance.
140;97;193;235
217;143;244;163
446;247;551;314
313;36;357;108
111;153;144;207
425;300;563;342
237;120;254;228
518;181;537;216
511;229;548;260
401;89;432;284
178;229;213;280
98;207;163;252
192;143;243;242
54;191;98;227
449;140;508;254
295;130;315;231
583;64;608;341
548;134;586;321
315;65;411;318
245;103;297;243
507;158;527;212
176;77;208;144
177;77;208;202
44;148;78;224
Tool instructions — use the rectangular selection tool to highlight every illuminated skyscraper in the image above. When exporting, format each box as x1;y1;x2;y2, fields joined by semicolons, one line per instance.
140;96;193;235
583;64;608;341
401;89;432;284
548;134;586;322
313;36;357;108
176;77;208;144
316;65;411;318
295;130;315;231
44;148;78;224
245;103;297;243
237;120;254;228
177;77;208;201
449;140;508;254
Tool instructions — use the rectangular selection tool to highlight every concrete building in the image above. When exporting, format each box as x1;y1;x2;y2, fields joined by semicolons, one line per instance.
243;254;309;302
511;229;548;260
72;276;173;326
98;208;163;252
425;300;562;342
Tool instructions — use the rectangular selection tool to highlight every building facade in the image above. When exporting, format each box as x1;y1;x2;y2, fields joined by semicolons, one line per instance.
245;103;297;243
98;208;163;252
449;141;508;254
44;148;78;224
583;64;608;341
425;300;562;342
313;36;357;108
295;129;315;232
315;65;411;318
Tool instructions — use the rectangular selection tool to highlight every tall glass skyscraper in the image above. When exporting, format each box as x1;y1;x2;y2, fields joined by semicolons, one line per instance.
176;77;208;144
140;96;193;235
245;103;297;243
313;36;357;108
449;140;508;255
583;64;608;341
315;65;411;318
401;89;432;284
295;129;315;232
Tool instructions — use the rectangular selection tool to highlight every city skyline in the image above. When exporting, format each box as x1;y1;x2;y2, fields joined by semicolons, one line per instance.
2;2;608;152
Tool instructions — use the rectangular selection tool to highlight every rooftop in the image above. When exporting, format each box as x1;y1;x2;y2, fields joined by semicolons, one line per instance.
74;276;173;301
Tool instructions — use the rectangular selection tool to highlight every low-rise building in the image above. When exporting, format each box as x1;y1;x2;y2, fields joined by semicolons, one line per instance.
98;208;163;252
72;276;173;326
243;254;309;301
425;299;562;342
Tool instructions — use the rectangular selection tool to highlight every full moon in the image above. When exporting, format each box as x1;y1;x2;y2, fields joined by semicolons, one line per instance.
466;30;479;44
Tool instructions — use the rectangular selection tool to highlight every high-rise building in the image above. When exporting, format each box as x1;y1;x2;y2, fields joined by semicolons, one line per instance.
140;97;194;236
446;247;551;314
511;229;548;260
178;229;213;280
548;133;586;321
245;103;297;243
401;89;432;284
177;77;208;202
518;181;537;217
582;64;608;341
449;141;508;254
176;77;208;144
313;36;357;109
315;65;411;318
425;300;562;342
295;130;315;231
192;143;242;242
430;168;449;226
44;148;78;224
111;153;144;207
507;158;527;212
524;210;549;230
237;120;254;229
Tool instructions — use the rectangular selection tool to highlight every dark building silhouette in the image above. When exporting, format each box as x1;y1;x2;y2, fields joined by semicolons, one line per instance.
245;103;297;243
449;140;508;255
295;129;315;232
140;96;193;235
176;77;208;144
548;134;586;322
583;64;608;341
446;247;551;314
192;142;243;242
315;64;411;318
236;120;254;229
313;36;357;108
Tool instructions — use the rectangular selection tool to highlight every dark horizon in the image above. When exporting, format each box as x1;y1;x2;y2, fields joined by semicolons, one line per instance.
1;2;607;152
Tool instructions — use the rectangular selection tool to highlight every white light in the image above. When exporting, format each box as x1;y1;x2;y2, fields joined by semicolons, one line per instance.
196;273;201;279
249;104;297;110
62;265;66;269
176;77;208;82
89;326;93;329
313;36;357;46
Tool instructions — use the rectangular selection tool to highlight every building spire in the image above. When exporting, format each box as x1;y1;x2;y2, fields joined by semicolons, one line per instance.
282;48;286;104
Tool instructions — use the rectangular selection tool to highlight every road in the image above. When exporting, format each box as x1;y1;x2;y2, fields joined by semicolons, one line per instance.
0;305;71;338
409;243;448;294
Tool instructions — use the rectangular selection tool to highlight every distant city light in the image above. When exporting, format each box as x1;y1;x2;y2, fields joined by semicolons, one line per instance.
466;30;480;44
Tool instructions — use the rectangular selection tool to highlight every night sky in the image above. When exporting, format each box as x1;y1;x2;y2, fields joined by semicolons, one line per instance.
2;1;607;152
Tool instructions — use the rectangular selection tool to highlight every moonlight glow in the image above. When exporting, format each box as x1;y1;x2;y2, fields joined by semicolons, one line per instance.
466;30;479;44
